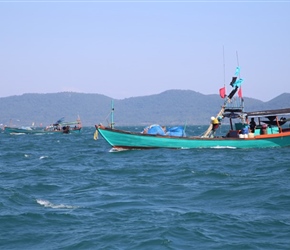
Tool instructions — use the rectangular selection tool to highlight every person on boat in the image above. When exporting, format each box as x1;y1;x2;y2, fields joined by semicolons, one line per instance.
249;118;256;133
209;116;219;137
162;126;167;133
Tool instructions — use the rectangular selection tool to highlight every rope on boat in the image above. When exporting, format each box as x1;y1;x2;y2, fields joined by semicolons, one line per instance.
202;106;225;137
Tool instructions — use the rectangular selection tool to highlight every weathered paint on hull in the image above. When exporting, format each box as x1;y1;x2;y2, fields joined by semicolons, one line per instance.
98;128;290;149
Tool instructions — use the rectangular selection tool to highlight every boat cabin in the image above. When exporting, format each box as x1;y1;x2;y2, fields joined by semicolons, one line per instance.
224;107;290;138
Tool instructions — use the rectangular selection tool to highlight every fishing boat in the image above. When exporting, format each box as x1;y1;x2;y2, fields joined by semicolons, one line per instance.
4;117;82;135
4;126;47;134
96;67;290;150
44;117;82;134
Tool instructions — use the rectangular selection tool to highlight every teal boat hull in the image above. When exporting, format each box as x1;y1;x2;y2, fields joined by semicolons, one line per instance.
98;127;290;150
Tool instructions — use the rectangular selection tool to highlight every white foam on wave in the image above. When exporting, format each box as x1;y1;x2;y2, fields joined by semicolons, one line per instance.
39;156;48;159
36;199;78;209
210;145;237;149
109;148;129;152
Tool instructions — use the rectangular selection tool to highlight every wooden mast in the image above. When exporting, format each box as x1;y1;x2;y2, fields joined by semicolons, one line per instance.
203;86;239;137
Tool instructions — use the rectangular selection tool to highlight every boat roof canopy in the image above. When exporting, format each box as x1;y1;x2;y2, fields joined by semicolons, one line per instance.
245;108;290;118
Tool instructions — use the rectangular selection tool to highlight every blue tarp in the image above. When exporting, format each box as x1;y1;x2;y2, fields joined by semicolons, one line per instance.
166;126;185;137
143;125;185;137
146;124;165;135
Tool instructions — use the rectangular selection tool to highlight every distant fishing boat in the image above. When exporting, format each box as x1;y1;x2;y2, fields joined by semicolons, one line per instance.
96;67;290;150
4;117;82;135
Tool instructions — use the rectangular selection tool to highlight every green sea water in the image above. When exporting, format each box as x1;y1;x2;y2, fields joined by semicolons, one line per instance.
0;126;290;249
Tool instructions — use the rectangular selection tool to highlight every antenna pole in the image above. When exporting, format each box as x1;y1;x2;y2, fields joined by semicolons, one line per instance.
223;46;226;85
236;51;240;77
111;100;114;129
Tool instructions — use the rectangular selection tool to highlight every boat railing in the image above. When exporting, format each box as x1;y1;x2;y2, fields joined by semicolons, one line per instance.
224;97;244;113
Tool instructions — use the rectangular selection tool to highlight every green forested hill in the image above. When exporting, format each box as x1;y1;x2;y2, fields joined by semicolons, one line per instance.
0;90;290;126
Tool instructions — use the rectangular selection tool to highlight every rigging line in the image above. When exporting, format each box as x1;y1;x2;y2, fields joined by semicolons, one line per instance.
236;50;240;78
103;110;112;127
223;46;226;86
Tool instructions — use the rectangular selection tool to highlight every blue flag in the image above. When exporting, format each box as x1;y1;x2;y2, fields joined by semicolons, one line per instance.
234;67;240;76
233;78;244;88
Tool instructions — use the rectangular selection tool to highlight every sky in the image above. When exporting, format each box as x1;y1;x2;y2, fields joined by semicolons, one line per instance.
0;0;290;102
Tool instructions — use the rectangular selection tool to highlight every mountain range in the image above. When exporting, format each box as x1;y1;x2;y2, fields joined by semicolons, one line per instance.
1;90;290;127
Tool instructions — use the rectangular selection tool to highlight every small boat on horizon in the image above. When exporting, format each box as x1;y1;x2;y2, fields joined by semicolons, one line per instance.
4;117;82;135
95;67;290;150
